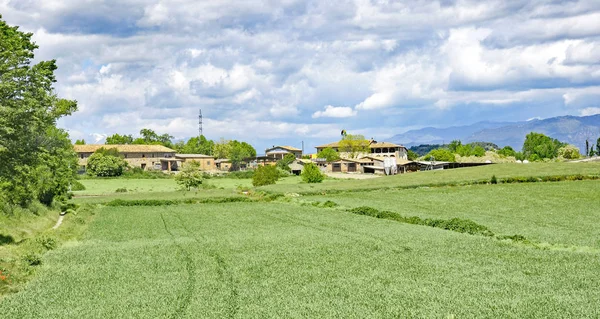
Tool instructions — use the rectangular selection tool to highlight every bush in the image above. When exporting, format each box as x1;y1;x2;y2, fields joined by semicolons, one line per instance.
23;253;42;266
252;165;279;187
86;153;128;177
122;167;171;179
301;163;324;183
490;175;497;184
175;162;203;190
423;149;456;162
115;188;128;193
557;145;581;160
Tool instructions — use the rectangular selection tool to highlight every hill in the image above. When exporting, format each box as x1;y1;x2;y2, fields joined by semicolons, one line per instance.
390;115;600;151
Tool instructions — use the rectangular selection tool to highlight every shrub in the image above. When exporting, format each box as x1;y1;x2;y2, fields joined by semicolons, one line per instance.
252;165;279;187
490;175;497;184
301;163;324;183
175;162;203;190
423;149;456;162
86;153;128;177
23;253;42;266
115;188;128;193
36;236;57;250
322;200;339;208
557;145;581;160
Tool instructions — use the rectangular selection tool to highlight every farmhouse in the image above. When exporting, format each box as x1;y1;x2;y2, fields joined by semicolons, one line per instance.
175;154;215;171
265;145;303;159
74;144;177;171
315;139;408;160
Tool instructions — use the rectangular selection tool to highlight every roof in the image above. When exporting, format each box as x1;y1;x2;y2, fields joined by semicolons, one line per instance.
359;156;385;162
315;140;406;149
266;145;302;152
74;144;175;153
362;165;385;170
396;159;415;166
175;154;214;159
215;158;231;163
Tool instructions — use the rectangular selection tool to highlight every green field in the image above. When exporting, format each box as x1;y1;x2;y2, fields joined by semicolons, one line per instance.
2;163;600;317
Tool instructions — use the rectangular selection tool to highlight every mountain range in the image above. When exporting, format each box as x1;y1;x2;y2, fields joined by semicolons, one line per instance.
389;114;600;152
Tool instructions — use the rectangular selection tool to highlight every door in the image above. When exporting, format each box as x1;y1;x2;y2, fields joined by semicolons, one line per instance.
332;163;342;172
347;163;357;172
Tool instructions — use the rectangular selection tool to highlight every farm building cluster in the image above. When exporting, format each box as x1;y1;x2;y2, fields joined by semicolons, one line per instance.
74;139;490;176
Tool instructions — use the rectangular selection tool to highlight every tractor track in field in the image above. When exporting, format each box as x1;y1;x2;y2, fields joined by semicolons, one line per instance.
172;212;240;318
160;213;197;319
264;211;412;253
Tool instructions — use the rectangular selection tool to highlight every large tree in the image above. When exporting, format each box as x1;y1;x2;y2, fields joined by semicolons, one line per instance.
338;134;370;158
522;132;565;160
106;133;134;145
174;135;214;155
0;17;78;206
317;147;340;162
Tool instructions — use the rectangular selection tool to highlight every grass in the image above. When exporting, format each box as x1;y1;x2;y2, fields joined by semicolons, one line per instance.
2;163;600;317
1;203;599;317
260;162;600;194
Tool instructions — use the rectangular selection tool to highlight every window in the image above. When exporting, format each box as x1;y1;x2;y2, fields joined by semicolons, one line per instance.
142;154;146;158
124;154;128;158
151;153;154;158
207;161;211;165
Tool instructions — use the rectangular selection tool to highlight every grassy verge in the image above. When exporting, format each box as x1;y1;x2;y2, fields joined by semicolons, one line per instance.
0;203;96;295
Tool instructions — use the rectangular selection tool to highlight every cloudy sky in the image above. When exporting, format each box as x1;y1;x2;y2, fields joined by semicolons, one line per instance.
2;0;600;152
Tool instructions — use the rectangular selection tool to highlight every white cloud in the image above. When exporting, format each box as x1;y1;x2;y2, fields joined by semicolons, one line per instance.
312;105;357;118
579;107;600;116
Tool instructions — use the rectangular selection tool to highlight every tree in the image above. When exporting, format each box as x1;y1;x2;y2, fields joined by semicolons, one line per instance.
448;140;462;153
522;132;566;160
133;129;173;148
338;134;370;158
497;146;517;158
557;145;581;160
301;163;325;183
213;138;232;159
229;140;256;170
252;165;279;186
174;135;214;155
175;162;203;190
86;153;128;177
317;147;340;162
276;153;296;172
94;147;122;158
596;137;600;156
423;149;456;162
0;17;78;206
407;149;419;161
456;144;473;157
106;133;134;145
585;139;590;157
472;146;486;157
75;139;86;145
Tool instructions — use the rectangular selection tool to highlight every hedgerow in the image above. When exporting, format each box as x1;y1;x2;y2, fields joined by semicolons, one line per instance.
105;197;253;207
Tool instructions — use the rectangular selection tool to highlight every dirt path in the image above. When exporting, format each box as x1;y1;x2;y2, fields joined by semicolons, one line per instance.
52;214;65;230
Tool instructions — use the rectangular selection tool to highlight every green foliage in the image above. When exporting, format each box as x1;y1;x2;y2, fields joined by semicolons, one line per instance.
407;150;419;161
301;163;325;183
252;165;279;187
175;162;203;190
490;175;497;184
423;149;456;162
522;132;566;160
173;135;214;155
86;153;128;177
498;146;517;157
448;140;461;153
338;134;370;158
472;146;486;157
93;147;121;158
121;167;171;179
105;133;134;145
557;145;581;160
115;188;128;193
596;137;600;155
409;144;448;156
276;153;296;171
0;18;78;207
317;147;340;162
212;138;256;169
469;141;499;151
74;139;85;145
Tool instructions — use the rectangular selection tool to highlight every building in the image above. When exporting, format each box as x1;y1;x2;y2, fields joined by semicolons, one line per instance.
265;145;303;159
175;154;215;171
315;139;408;160
74;144;177;171
215;159;232;171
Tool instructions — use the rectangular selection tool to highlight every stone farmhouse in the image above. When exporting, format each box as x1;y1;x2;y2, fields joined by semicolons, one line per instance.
74;144;179;171
315;139;408;160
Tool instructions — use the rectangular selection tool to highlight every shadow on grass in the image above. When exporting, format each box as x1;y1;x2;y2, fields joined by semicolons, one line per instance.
0;234;15;246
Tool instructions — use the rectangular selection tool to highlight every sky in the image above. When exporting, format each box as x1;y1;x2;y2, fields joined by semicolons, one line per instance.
2;0;600;153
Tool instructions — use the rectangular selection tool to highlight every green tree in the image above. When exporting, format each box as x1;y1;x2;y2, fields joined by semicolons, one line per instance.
456;144;473;156
106;133;134;145
407;149;419;161
596;137;600;156
229;140;256;170
557;145;581;160
497;146;517;157
338;134;370;158
301;163;325;183
522;132;566;160
252;165;279;186
317;147;340;162
175;135;214;155
132;129;173;148
0;17;78;206
175;162;203;190
423;149;456;162
472;146;486;157
448;140;462;153
276;153;296;172
585;139;590;157
86;153;128;177
213;138;232;159
75;139;86;145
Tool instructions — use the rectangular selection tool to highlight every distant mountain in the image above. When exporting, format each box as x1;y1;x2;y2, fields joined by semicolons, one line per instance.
390;115;600;151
